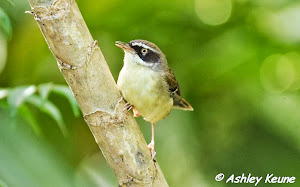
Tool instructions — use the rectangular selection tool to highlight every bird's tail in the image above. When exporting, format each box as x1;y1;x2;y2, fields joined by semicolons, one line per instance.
173;98;194;111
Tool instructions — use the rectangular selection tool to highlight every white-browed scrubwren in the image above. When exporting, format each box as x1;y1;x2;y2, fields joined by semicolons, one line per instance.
116;39;193;158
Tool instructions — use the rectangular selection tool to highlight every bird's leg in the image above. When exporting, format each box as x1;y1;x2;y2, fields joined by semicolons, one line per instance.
147;123;156;159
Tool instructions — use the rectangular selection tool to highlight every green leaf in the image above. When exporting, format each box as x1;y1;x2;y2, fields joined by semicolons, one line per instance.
52;85;80;117
7;86;36;126
19;105;43;136
25;95;68;137
38;82;54;108
0;7;12;40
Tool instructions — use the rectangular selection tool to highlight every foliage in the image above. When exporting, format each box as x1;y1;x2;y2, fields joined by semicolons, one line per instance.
0;84;80;136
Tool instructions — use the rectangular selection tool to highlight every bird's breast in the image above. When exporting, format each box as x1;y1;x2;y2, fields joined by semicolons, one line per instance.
117;63;173;123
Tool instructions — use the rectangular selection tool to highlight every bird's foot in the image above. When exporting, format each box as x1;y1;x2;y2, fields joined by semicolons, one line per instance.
123;103;133;111
123;103;140;118
132;107;140;117
147;141;156;159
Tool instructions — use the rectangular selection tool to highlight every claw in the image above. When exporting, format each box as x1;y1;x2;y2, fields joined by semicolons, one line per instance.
123;103;133;111
123;103;140;118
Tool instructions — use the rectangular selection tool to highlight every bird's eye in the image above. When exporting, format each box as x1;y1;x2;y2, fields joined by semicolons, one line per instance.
141;48;148;55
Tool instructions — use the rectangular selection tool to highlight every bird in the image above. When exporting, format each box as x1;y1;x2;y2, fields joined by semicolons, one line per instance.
115;39;193;158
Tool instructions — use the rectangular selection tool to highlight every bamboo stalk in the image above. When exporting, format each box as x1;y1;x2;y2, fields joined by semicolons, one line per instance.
26;0;168;186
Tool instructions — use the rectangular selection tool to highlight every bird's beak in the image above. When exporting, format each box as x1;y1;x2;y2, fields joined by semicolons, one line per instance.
115;41;135;53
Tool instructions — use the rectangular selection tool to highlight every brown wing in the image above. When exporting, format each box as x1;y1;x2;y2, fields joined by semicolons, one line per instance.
165;67;193;111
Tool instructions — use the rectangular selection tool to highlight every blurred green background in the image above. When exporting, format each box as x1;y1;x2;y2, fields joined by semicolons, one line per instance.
0;0;300;186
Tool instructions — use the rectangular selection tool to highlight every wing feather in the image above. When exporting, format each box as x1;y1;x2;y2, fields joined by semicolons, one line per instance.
164;67;193;111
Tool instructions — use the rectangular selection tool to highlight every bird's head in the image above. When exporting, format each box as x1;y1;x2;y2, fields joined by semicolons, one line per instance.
115;39;167;69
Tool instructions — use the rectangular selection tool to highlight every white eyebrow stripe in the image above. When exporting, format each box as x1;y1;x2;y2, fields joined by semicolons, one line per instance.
131;42;159;53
